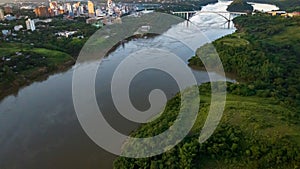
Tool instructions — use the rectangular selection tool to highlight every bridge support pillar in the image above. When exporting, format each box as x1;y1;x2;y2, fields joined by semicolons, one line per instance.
228;20;230;29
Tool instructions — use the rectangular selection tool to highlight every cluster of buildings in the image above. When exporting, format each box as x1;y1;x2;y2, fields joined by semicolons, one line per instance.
33;0;131;19
267;10;300;17
29;0;135;26
0;0;134;40
55;31;78;38
0;0;137;41
1;18;36;38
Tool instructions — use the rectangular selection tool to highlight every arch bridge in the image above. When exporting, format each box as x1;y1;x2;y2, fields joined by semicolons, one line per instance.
171;11;249;29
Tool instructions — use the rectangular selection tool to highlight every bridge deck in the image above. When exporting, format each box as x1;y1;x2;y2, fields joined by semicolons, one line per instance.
171;11;248;15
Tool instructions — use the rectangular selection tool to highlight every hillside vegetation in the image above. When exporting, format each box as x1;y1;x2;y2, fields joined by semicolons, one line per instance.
114;14;300;168
189;14;300;109
114;85;300;168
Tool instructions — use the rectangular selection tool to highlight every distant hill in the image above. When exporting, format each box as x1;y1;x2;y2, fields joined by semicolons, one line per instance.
245;0;300;12
227;0;254;13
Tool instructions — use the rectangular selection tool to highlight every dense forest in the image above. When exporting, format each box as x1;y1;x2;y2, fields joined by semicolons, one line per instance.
114;14;300;168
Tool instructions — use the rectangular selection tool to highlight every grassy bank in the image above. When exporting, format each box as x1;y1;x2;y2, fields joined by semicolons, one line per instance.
0;43;74;100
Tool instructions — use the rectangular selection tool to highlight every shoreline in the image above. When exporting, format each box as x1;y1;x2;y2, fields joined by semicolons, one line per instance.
0;12;182;102
189;64;239;82
0;59;75;101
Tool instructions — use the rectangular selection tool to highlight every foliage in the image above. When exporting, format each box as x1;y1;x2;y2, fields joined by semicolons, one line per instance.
113;86;300;168
114;14;300;169
0;17;98;58
189;14;300;108
0;43;74;92
0;15;98;98
227;0;254;13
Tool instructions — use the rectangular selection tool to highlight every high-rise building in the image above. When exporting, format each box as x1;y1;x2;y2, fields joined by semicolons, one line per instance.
106;0;113;15
65;3;72;13
95;9;104;17
0;9;4;21
26;19;35;31
49;1;58;10
48;8;55;17
58;5;64;11
78;6;84;15
53;10;59;16
4;5;13;14
72;4;77;15
88;1;95;17
35;6;49;17
74;2;80;9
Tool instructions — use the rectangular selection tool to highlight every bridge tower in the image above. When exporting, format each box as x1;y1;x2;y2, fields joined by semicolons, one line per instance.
173;11;194;21
106;0;113;15
226;13;232;29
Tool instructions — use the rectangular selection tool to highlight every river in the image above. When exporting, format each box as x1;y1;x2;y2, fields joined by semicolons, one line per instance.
0;1;278;169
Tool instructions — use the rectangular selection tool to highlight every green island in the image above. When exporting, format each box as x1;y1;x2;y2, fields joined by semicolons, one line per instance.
227;0;254;13
113;14;300;168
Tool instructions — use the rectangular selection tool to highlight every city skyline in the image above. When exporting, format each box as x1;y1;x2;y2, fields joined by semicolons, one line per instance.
0;0;106;2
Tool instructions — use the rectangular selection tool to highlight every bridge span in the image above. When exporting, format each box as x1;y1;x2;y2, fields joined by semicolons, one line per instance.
171;10;250;29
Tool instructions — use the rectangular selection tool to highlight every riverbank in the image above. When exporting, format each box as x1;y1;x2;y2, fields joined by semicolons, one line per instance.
114;13;300;168
0;1;291;169
0;43;75;100
189;13;300;103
